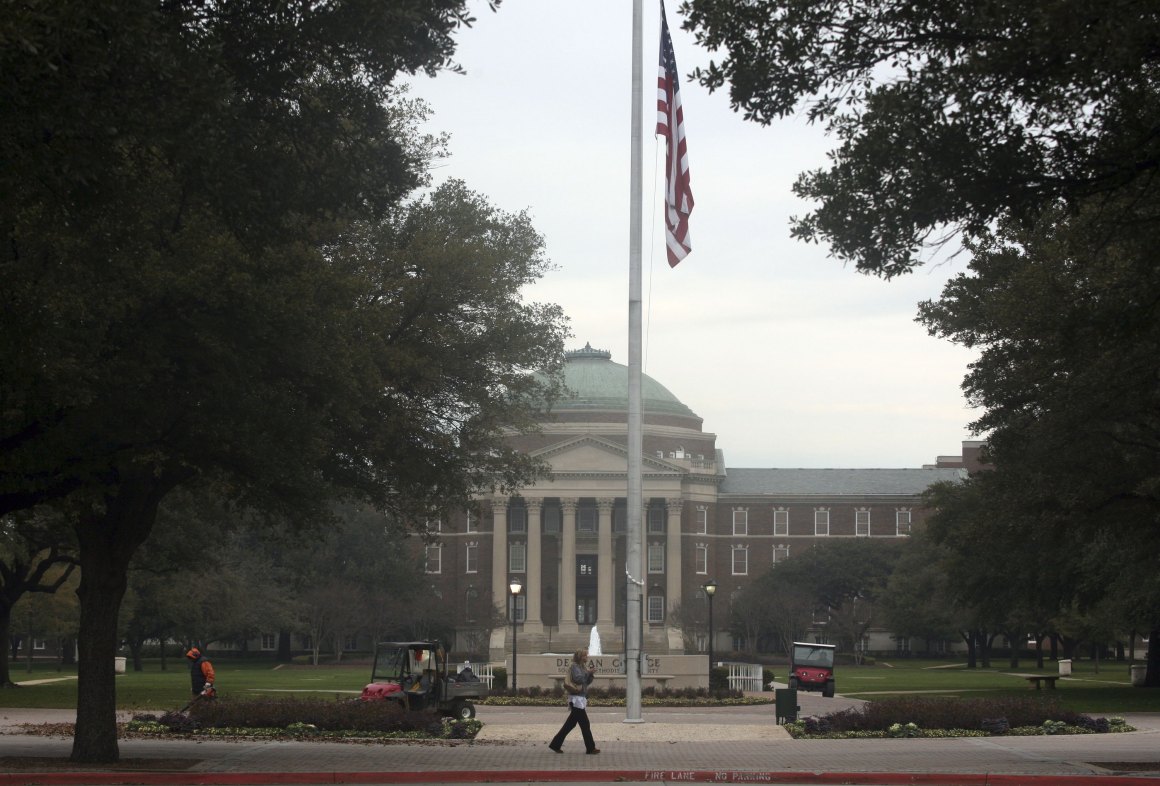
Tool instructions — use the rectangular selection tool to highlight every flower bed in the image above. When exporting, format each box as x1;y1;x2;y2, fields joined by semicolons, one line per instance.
124;697;481;741
784;696;1134;739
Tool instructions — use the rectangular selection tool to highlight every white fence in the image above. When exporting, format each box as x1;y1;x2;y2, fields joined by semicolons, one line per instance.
723;661;764;692
459;662;495;689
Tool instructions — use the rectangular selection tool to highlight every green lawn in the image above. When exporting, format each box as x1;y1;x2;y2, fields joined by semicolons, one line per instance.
835;658;1159;714
3;656;1157;716
3;659;371;711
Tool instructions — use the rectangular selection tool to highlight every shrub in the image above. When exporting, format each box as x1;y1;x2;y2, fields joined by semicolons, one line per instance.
980;717;1009;735
189;697;438;734
492;667;508;690
1074;715;1110;733
709;665;730;692
814;696;1080;733
129;712;202;734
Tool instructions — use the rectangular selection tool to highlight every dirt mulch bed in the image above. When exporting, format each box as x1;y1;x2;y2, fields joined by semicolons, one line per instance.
0;757;202;772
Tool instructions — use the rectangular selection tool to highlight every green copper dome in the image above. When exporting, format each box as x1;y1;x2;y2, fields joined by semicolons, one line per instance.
551;344;697;418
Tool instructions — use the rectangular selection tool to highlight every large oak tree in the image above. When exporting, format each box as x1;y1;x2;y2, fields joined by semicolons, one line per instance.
681;0;1160;277
1;0;571;761
918;201;1160;685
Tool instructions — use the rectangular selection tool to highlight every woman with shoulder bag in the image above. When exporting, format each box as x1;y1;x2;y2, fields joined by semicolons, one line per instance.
548;648;599;754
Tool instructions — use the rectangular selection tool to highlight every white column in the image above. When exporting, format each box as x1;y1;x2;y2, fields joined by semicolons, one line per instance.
525;498;543;633
491;498;508;617
597;497;614;628
666;498;683;613
559;498;578;633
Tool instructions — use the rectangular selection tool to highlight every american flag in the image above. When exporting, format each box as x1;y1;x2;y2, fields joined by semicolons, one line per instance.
656;0;693;267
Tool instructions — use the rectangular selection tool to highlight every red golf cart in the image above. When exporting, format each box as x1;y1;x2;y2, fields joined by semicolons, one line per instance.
788;641;836;697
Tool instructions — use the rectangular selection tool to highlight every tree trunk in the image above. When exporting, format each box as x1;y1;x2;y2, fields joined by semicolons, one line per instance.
128;638;144;672
0;603;15;687
1034;633;1045;669
70;477;170;763
1145;626;1160;688
1005;630;1019;669
277;630;292;663
61;637;76;666
980;631;993;669
962;630;977;668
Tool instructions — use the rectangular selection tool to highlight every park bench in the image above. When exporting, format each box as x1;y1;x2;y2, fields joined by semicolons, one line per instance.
1023;675;1062;690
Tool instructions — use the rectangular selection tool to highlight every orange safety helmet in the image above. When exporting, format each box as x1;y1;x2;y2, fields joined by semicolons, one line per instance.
186;648;200;660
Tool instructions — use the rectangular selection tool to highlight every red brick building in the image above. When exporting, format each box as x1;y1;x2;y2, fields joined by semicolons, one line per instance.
417;345;975;660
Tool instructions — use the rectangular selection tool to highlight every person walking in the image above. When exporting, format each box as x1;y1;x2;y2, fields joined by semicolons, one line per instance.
186;647;216;701
548;648;599;754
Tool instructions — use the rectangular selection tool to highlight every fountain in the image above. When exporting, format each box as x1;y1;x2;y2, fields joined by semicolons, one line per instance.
588;626;603;656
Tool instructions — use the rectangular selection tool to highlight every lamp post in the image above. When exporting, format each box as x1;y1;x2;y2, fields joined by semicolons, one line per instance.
702;579;717;689
509;576;523;692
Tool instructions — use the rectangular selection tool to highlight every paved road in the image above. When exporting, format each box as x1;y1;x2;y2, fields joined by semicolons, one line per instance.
1;701;1159;785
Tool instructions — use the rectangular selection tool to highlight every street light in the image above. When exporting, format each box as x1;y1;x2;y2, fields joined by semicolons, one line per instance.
702;579;717;690
509;576;523;692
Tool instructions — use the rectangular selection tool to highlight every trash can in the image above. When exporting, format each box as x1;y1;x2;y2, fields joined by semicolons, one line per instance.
114;656;127;674
1130;665;1147;687
774;687;799;724
1058;659;1072;676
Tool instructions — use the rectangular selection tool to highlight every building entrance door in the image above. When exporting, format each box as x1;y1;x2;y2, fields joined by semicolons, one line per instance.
576;555;597;625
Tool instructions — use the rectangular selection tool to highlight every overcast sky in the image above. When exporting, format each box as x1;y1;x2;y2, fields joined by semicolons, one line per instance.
404;0;981;469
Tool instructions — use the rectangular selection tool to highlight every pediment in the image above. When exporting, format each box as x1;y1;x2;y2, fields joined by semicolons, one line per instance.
532;435;682;475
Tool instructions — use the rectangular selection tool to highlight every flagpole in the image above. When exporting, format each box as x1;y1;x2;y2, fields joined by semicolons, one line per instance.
625;0;645;725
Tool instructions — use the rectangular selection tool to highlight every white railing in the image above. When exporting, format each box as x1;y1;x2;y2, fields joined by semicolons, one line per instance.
724;661;763;692
457;663;494;690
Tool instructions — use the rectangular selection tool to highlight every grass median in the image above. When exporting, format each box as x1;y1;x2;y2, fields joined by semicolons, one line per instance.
3;656;1156;716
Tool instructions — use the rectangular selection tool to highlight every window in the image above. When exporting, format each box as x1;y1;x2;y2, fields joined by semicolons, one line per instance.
261;634;276;651
647;506;665;533
647;542;664;573
511;594;526;623
732;508;748;536
509;541;526;572
466;510;477;533
814;509;829;536
773;508;788;536
578;506;597;533
425;544;442;574
648;594;664;623
856;509;870;537
773;544;789;564
465;542;478;573
696;507;708;534
509;505;527;534
343;635;358;651
465;587;479;622
544;505;561;534
695;543;708;574
896;509;912;536
895;636;911;654
425;517;441;533
576;598;595;624
731;544;748;575
613;505;626;533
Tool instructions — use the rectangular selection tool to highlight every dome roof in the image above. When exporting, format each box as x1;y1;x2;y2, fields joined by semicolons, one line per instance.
551;344;697;418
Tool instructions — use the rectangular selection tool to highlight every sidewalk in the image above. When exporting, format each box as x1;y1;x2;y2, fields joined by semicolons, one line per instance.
2;705;1159;785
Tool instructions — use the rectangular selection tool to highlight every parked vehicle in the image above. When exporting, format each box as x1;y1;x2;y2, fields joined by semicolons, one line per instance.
359;641;487;720
788;641;836;697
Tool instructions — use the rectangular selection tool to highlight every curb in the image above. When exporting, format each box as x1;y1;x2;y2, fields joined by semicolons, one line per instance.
2;771;1159;786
